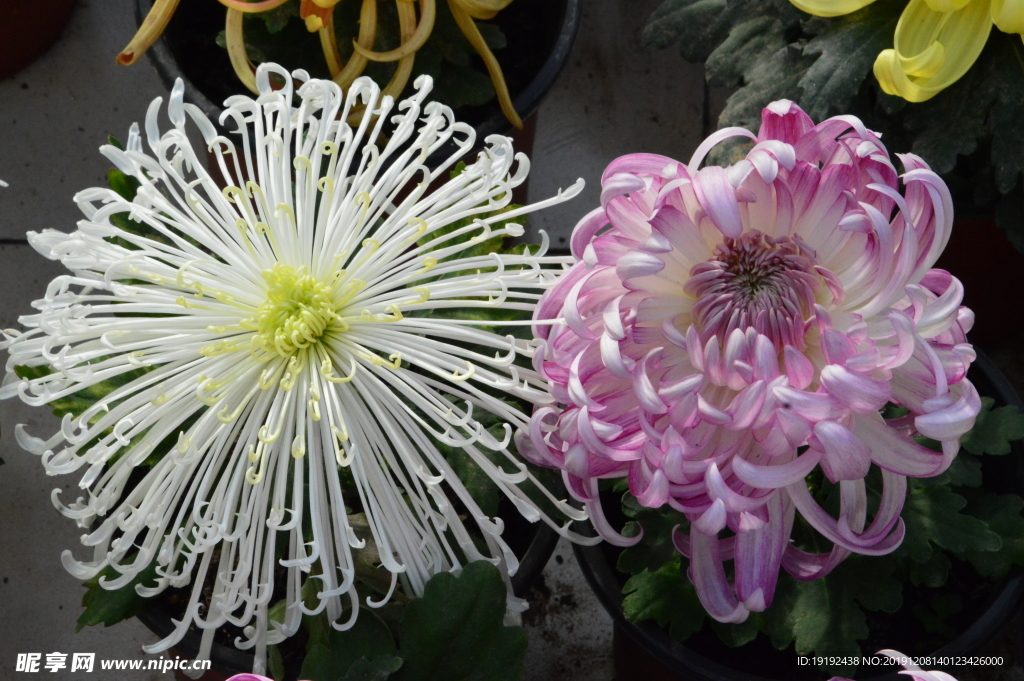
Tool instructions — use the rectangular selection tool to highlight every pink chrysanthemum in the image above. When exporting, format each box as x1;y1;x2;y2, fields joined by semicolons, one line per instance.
521;101;981;623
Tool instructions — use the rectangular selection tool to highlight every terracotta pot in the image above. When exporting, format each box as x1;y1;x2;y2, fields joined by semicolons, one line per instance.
0;0;76;80
575;352;1024;681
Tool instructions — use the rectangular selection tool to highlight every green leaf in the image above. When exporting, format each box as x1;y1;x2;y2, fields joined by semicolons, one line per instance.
300;610;398;681
445;446;503;518
986;33;1024;194
961;493;1024;578
107;169;141;202
621;560;706;642
705;16;789;90
960;397;1024;456
906;46;999;175
392;561;526;681
783;557;900;677
907;548;951;589
616;496;687;576
259;0;300;34
797;0;902;121
342;655;404;681
711;616;760;647
943;452;983;488
268;644;286;681
897;482;1002;563
77;562;159;631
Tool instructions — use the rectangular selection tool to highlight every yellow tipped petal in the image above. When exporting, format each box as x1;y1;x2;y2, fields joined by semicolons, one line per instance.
305;14;325;31
788;0;877;17
877;0;993;102
992;0;1024;33
311;0;341;7
117;0;181;65
448;0;523;129
225;8;259;95
351;0;435;63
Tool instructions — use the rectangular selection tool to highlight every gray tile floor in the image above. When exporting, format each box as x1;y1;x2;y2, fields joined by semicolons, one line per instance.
0;1;710;680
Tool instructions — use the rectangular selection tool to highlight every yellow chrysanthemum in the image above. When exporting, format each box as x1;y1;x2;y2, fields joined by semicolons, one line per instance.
791;0;1024;102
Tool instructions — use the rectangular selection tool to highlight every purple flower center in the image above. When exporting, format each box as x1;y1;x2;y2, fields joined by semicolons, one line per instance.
685;231;820;348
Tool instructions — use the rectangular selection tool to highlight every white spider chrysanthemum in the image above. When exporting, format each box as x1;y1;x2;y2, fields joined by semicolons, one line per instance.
0;65;586;672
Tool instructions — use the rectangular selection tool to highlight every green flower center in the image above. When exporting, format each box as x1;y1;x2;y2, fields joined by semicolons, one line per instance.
257;264;337;357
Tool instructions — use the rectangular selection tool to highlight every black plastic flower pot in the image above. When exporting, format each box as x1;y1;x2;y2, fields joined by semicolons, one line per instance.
136;504;559;680
136;0;580;142
573;350;1024;681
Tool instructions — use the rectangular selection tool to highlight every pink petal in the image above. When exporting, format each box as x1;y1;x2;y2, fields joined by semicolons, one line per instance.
732;448;823;489
783;346;814;390
689;527;750;623
570;207;609;260
853;412;944;476
773;386;845;421
819;364;890;413
601;172;648;208
692;166;743;238
814;420;872;481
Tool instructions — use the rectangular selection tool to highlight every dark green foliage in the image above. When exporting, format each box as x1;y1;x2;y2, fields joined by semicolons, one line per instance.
439;405;517;518
982;33;1024;194
617;494;687;575
622;559;707;642
941;452;983;488
258;0;300;34
797;0;902;120
643;0;1024;253
905;55;999;175
960;493;1024;578
961;397;1024;456
343;656;404;681
301;610;399;681
76;563;159;632
896;482;1001;563
768;557;901;678
392;561;527;681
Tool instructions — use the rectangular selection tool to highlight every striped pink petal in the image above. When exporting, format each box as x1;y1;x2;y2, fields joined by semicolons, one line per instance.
529;100;977;623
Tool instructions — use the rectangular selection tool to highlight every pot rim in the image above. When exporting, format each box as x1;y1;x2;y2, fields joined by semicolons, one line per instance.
573;349;1024;681
136;0;582;140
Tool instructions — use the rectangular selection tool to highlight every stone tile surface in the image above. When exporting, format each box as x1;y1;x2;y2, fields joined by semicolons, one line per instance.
0;0;167;242
524;0;707;248
521;540;614;681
